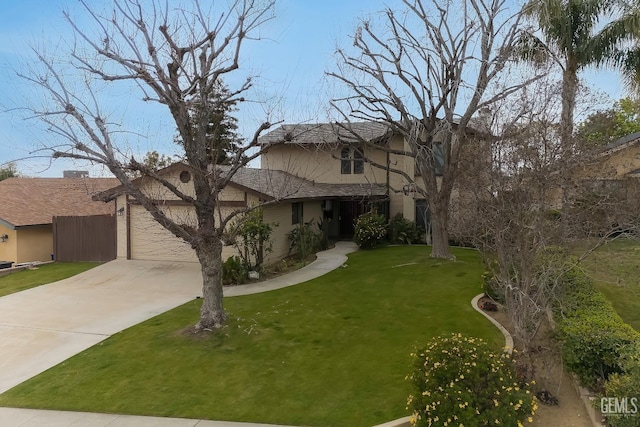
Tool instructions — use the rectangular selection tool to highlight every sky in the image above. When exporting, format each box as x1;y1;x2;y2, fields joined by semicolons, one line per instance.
0;0;626;178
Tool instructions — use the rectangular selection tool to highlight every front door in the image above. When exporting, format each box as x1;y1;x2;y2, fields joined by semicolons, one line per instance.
339;200;367;237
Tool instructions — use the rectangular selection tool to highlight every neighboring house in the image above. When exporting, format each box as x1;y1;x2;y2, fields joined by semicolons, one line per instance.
0;177;118;265
95;163;386;263
575;131;640;183
575;132;640;230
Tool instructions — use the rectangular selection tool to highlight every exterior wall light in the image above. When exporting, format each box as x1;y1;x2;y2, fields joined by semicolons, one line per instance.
0;234;8;243
402;183;417;196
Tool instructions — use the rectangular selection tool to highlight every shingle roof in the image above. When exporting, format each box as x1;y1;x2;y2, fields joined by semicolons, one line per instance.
601;131;640;154
258;122;392;146
228;167;386;200
0;177;119;228
96;164;386;203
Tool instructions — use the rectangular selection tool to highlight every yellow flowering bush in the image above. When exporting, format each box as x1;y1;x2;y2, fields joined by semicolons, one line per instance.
407;333;536;426
353;210;387;249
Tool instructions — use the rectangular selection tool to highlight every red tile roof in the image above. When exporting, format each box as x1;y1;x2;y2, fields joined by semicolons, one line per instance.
0;177;119;227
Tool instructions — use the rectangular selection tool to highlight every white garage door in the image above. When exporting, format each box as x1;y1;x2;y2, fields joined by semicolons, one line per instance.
129;205;198;262
129;205;240;263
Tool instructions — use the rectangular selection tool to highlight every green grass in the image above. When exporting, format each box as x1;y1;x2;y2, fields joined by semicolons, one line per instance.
0;262;101;297
0;246;502;426
579;237;640;332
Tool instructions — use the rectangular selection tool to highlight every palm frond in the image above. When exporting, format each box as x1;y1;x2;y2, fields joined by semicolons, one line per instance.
584;7;640;66
517;31;553;66
619;47;640;94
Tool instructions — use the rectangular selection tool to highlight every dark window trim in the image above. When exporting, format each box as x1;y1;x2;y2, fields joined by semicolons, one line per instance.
340;147;351;175
292;201;303;225
353;149;364;174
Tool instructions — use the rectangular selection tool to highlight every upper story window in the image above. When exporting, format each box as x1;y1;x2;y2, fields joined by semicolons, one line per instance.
353;149;364;174
433;143;445;175
340;147;364;175
341;148;351;174
415;143;445;176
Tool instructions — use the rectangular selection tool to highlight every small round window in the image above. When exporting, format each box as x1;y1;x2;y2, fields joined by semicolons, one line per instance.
179;170;191;183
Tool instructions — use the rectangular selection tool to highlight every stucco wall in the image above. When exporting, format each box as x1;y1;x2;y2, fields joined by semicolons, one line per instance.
116;196;128;259
261;200;323;263
262;143;389;184
263;135;421;220
16;225;53;263
133;171;196;200
576;143;640;179
0;224;17;265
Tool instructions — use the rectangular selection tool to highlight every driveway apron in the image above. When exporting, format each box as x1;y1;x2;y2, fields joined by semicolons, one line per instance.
0;242;359;426
0;260;203;394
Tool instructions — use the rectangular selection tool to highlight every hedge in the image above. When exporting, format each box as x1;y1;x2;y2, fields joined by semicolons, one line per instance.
555;268;640;391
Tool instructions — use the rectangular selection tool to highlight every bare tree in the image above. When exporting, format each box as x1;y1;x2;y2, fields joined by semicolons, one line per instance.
452;76;640;350
328;0;542;259
18;0;286;330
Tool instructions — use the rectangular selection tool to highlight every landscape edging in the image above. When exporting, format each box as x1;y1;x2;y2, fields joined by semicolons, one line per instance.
471;293;514;353
475;295;605;427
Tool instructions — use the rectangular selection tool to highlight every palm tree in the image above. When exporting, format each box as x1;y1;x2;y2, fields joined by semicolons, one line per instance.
522;0;640;155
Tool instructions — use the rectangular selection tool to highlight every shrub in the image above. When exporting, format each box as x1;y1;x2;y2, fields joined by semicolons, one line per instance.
353;210;387;249
556;269;640;391
601;342;640;427
388;213;418;244
222;256;247;286
288;219;326;261
481;271;503;303
232;208;277;271
407;333;536;427
480;259;505;303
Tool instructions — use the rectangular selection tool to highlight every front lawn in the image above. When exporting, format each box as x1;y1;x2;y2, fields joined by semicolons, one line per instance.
579;237;640;331
0;262;101;297
0;246;502;426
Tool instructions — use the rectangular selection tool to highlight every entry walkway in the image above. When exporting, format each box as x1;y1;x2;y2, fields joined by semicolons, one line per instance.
0;242;357;427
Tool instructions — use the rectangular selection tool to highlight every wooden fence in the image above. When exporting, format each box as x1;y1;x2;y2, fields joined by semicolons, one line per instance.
53;215;116;262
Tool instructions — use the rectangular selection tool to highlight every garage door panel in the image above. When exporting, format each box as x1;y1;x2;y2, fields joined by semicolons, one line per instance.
130;206;197;262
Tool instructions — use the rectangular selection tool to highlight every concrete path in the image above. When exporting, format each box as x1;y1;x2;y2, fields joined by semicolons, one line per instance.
0;407;298;427
224;241;356;297
0;242;357;427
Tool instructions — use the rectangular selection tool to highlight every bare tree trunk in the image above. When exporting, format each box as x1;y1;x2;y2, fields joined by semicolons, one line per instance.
430;199;452;259
195;238;227;330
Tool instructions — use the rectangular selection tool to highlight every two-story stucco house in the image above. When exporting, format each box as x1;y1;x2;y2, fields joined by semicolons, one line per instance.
259;122;433;238
101;121;436;264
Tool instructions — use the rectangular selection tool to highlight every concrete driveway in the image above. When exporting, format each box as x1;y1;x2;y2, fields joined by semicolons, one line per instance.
0;259;203;394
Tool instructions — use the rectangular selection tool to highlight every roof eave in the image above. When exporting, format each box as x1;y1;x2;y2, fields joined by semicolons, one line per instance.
0;218;16;230
598;132;640;158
